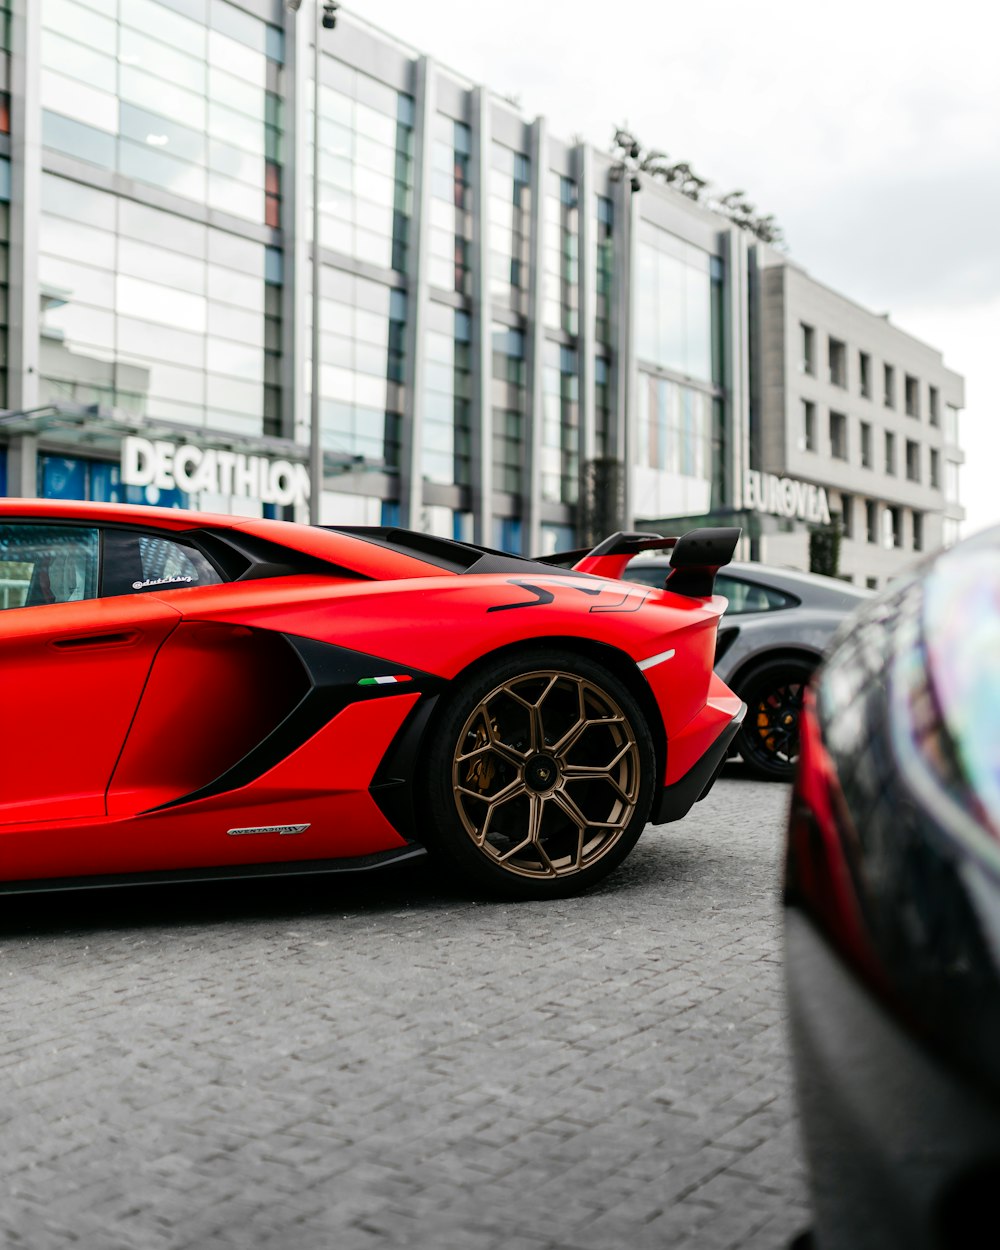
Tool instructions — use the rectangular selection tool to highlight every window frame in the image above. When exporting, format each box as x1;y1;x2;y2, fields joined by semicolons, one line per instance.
714;573;799;616
0;517;233;611
0;520;101;610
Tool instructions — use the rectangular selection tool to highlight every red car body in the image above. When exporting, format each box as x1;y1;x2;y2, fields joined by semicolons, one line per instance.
0;500;743;898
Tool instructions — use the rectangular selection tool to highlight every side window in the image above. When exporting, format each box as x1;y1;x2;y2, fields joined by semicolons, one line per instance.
0;524;100;610
716;575;795;615
101;530;224;598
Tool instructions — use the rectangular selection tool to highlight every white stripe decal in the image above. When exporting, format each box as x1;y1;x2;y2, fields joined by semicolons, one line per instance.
637;648;676;672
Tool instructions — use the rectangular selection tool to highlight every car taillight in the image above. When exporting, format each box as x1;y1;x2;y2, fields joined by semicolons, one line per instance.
785;692;889;995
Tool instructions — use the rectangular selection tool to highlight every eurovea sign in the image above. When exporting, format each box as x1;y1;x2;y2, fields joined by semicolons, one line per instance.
743;470;831;525
121;436;310;508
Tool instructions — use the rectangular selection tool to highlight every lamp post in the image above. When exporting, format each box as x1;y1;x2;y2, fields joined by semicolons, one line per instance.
607;129;641;532
287;0;339;524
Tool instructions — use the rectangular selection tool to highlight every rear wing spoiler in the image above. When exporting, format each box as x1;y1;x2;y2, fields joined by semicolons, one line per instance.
536;528;742;598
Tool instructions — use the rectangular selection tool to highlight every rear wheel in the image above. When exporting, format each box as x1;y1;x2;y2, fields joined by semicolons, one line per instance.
421;650;655;899
736;657;814;781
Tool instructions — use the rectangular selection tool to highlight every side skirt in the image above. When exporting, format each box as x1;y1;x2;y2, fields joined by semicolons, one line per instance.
0;845;428;896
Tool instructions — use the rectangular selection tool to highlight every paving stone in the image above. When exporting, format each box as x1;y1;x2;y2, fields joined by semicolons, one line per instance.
0;768;807;1248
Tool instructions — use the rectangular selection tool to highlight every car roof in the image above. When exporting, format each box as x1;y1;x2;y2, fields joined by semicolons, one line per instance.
627;555;872;608
0;497;242;530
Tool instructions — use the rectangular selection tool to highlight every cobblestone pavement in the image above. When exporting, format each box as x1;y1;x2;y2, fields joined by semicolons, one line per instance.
0;767;808;1250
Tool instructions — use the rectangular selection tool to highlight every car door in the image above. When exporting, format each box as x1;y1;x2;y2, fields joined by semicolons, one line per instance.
0;521;181;825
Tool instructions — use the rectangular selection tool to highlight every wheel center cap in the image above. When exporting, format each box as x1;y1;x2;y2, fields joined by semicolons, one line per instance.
525;754;559;792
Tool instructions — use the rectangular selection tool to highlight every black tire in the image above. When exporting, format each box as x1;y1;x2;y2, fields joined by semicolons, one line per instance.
420;648;656;900
735;656;815;781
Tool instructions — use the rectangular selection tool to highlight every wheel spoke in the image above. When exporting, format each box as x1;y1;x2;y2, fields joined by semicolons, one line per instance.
455;775;524;805
562;740;633;775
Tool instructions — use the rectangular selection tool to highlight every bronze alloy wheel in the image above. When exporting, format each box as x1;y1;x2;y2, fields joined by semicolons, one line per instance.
450;669;642;881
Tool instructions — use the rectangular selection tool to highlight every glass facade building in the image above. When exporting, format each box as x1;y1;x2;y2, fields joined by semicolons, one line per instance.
0;0;963;572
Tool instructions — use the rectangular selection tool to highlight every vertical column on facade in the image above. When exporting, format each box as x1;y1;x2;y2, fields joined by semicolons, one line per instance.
8;0;41;448
469;87;492;546
523;116;547;557
725;227;751;517
576;144;596;498
611;179;638;528
281;2;309;466
399;57;434;530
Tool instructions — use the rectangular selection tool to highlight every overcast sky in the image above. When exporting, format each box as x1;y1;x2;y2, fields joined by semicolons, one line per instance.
352;0;999;536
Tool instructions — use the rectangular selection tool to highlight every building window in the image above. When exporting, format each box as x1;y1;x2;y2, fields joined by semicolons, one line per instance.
859;351;871;398
930;447;940;489
829;410;848;460
884;363;895;408
905;439;920;482
945;459;960;505
828;336;846;388
840;492;853;539
40;2;287;229
945;404;960;444
800;323;814;375
540;342;579;505
543;173;579;335
943;518;961;547
884;505;902;549
422;304;471;486
866;499;878;544
492;323;526;495
860;421;872;468
429;116;472;295
801;399;816;451
636;223;720;385
490;144;531;315
905;374;919;418
595;195;614;346
912;511;923;552
595;354;611;457
929;385;940;426
866;576;878;589
885;430;896;475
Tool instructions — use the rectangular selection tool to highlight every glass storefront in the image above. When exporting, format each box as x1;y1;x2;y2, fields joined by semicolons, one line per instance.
422;304;471;486
489;144;530;317
38;174;279;437
40;0;284;227
311;270;406;469
314;62;413;272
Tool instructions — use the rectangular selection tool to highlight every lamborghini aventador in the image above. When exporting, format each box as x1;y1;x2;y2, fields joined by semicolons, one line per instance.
0;501;744;900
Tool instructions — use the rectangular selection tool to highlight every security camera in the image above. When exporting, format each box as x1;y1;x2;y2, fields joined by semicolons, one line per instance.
322;0;339;27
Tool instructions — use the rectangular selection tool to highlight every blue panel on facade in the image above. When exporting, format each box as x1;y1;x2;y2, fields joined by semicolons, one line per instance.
380;501;400;527
493;517;522;554
0;448;6;495
37;457;189;509
40;457;88;501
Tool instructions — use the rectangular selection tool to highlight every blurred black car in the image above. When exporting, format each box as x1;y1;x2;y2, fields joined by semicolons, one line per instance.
784;526;1000;1249
627;558;869;780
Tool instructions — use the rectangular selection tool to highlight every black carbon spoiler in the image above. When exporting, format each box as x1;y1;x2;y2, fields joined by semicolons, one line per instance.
665;527;742;598
538;527;741;597
536;531;677;567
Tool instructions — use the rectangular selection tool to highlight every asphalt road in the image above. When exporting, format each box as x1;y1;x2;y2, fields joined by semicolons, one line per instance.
0;767;808;1250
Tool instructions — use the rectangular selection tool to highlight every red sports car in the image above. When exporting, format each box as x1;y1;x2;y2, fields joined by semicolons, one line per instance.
0;500;744;900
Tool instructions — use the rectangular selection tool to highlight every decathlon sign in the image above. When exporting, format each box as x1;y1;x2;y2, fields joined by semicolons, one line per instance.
744;470;831;525
121;436;310;508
